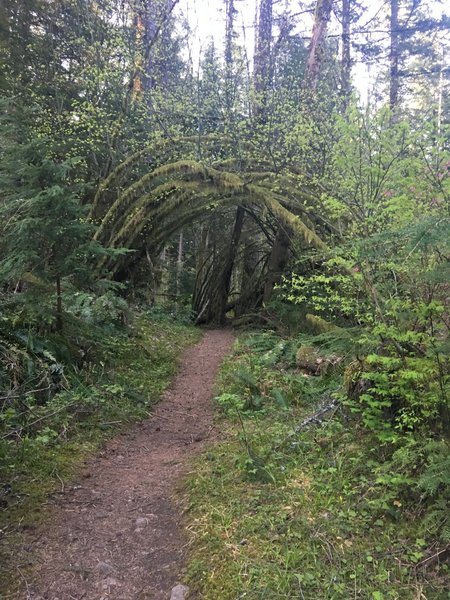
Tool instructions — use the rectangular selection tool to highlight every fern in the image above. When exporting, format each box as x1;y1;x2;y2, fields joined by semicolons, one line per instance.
270;387;289;409
232;367;260;396
419;441;450;497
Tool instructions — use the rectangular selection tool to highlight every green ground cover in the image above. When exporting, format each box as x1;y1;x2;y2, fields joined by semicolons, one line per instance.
0;311;201;590
185;331;449;600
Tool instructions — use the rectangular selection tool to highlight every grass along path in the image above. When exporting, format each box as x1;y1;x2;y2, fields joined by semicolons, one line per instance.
1;319;233;598
184;332;449;600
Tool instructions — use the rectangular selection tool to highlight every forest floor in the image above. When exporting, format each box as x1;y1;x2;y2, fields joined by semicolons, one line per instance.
8;328;234;600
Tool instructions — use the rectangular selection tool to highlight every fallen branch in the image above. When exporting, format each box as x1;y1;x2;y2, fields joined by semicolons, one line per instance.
0;386;52;402
1;400;80;440
272;394;341;452
415;544;450;569
194;299;210;325
56;473;65;493
292;395;340;434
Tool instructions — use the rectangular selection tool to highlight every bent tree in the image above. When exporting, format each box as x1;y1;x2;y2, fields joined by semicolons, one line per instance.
90;136;328;324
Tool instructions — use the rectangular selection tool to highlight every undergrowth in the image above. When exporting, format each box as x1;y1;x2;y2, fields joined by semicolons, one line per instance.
184;330;450;600
0;309;200;590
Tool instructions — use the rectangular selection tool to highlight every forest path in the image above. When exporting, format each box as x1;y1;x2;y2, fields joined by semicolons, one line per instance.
21;329;235;600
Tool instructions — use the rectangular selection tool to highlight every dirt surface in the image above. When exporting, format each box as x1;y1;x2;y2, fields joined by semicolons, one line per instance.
17;329;234;600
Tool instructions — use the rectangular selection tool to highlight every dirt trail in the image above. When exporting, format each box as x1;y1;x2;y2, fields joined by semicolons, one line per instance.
19;329;234;600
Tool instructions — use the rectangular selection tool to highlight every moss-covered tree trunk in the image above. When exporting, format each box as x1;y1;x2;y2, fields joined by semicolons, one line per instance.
263;226;290;304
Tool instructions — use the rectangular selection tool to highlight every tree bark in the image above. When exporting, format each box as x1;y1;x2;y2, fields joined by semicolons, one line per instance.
235;228;265;316
305;0;333;92
253;0;273;121
141;0;158;92
192;208;246;324
263;226;291;303
176;230;183;297
210;206;245;324
55;275;63;333
389;0;399;111
341;0;351;107
225;0;235;113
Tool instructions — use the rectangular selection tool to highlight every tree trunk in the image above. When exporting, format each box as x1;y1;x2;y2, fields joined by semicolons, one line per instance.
225;0;235;113
55;275;63;333
263;226;291;303
141;0;157;91
210;206;245;324
235;228;265;316
305;0;333;92
341;0;351;108
193;208;245;324
253;0;273;122
157;244;170;302
389;0;399;111
98;0;178;178
176;230;184;297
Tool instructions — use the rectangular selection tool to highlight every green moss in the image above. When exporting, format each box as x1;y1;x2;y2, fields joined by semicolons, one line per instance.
295;344;320;371
306;313;340;334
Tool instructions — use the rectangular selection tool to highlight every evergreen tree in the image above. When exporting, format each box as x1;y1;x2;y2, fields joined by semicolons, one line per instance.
0;100;103;331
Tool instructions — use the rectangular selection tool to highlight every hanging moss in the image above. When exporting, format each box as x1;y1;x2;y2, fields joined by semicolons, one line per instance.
245;184;328;250
111;181;222;245
91;147;330;304
89;147;149;221
94;160;212;242
90;134;252;222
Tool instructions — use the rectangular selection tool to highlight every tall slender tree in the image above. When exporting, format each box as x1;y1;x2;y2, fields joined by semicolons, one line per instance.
389;0;400;110
305;0;333;92
341;0;352;106
253;0;273;120
225;0;236;113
